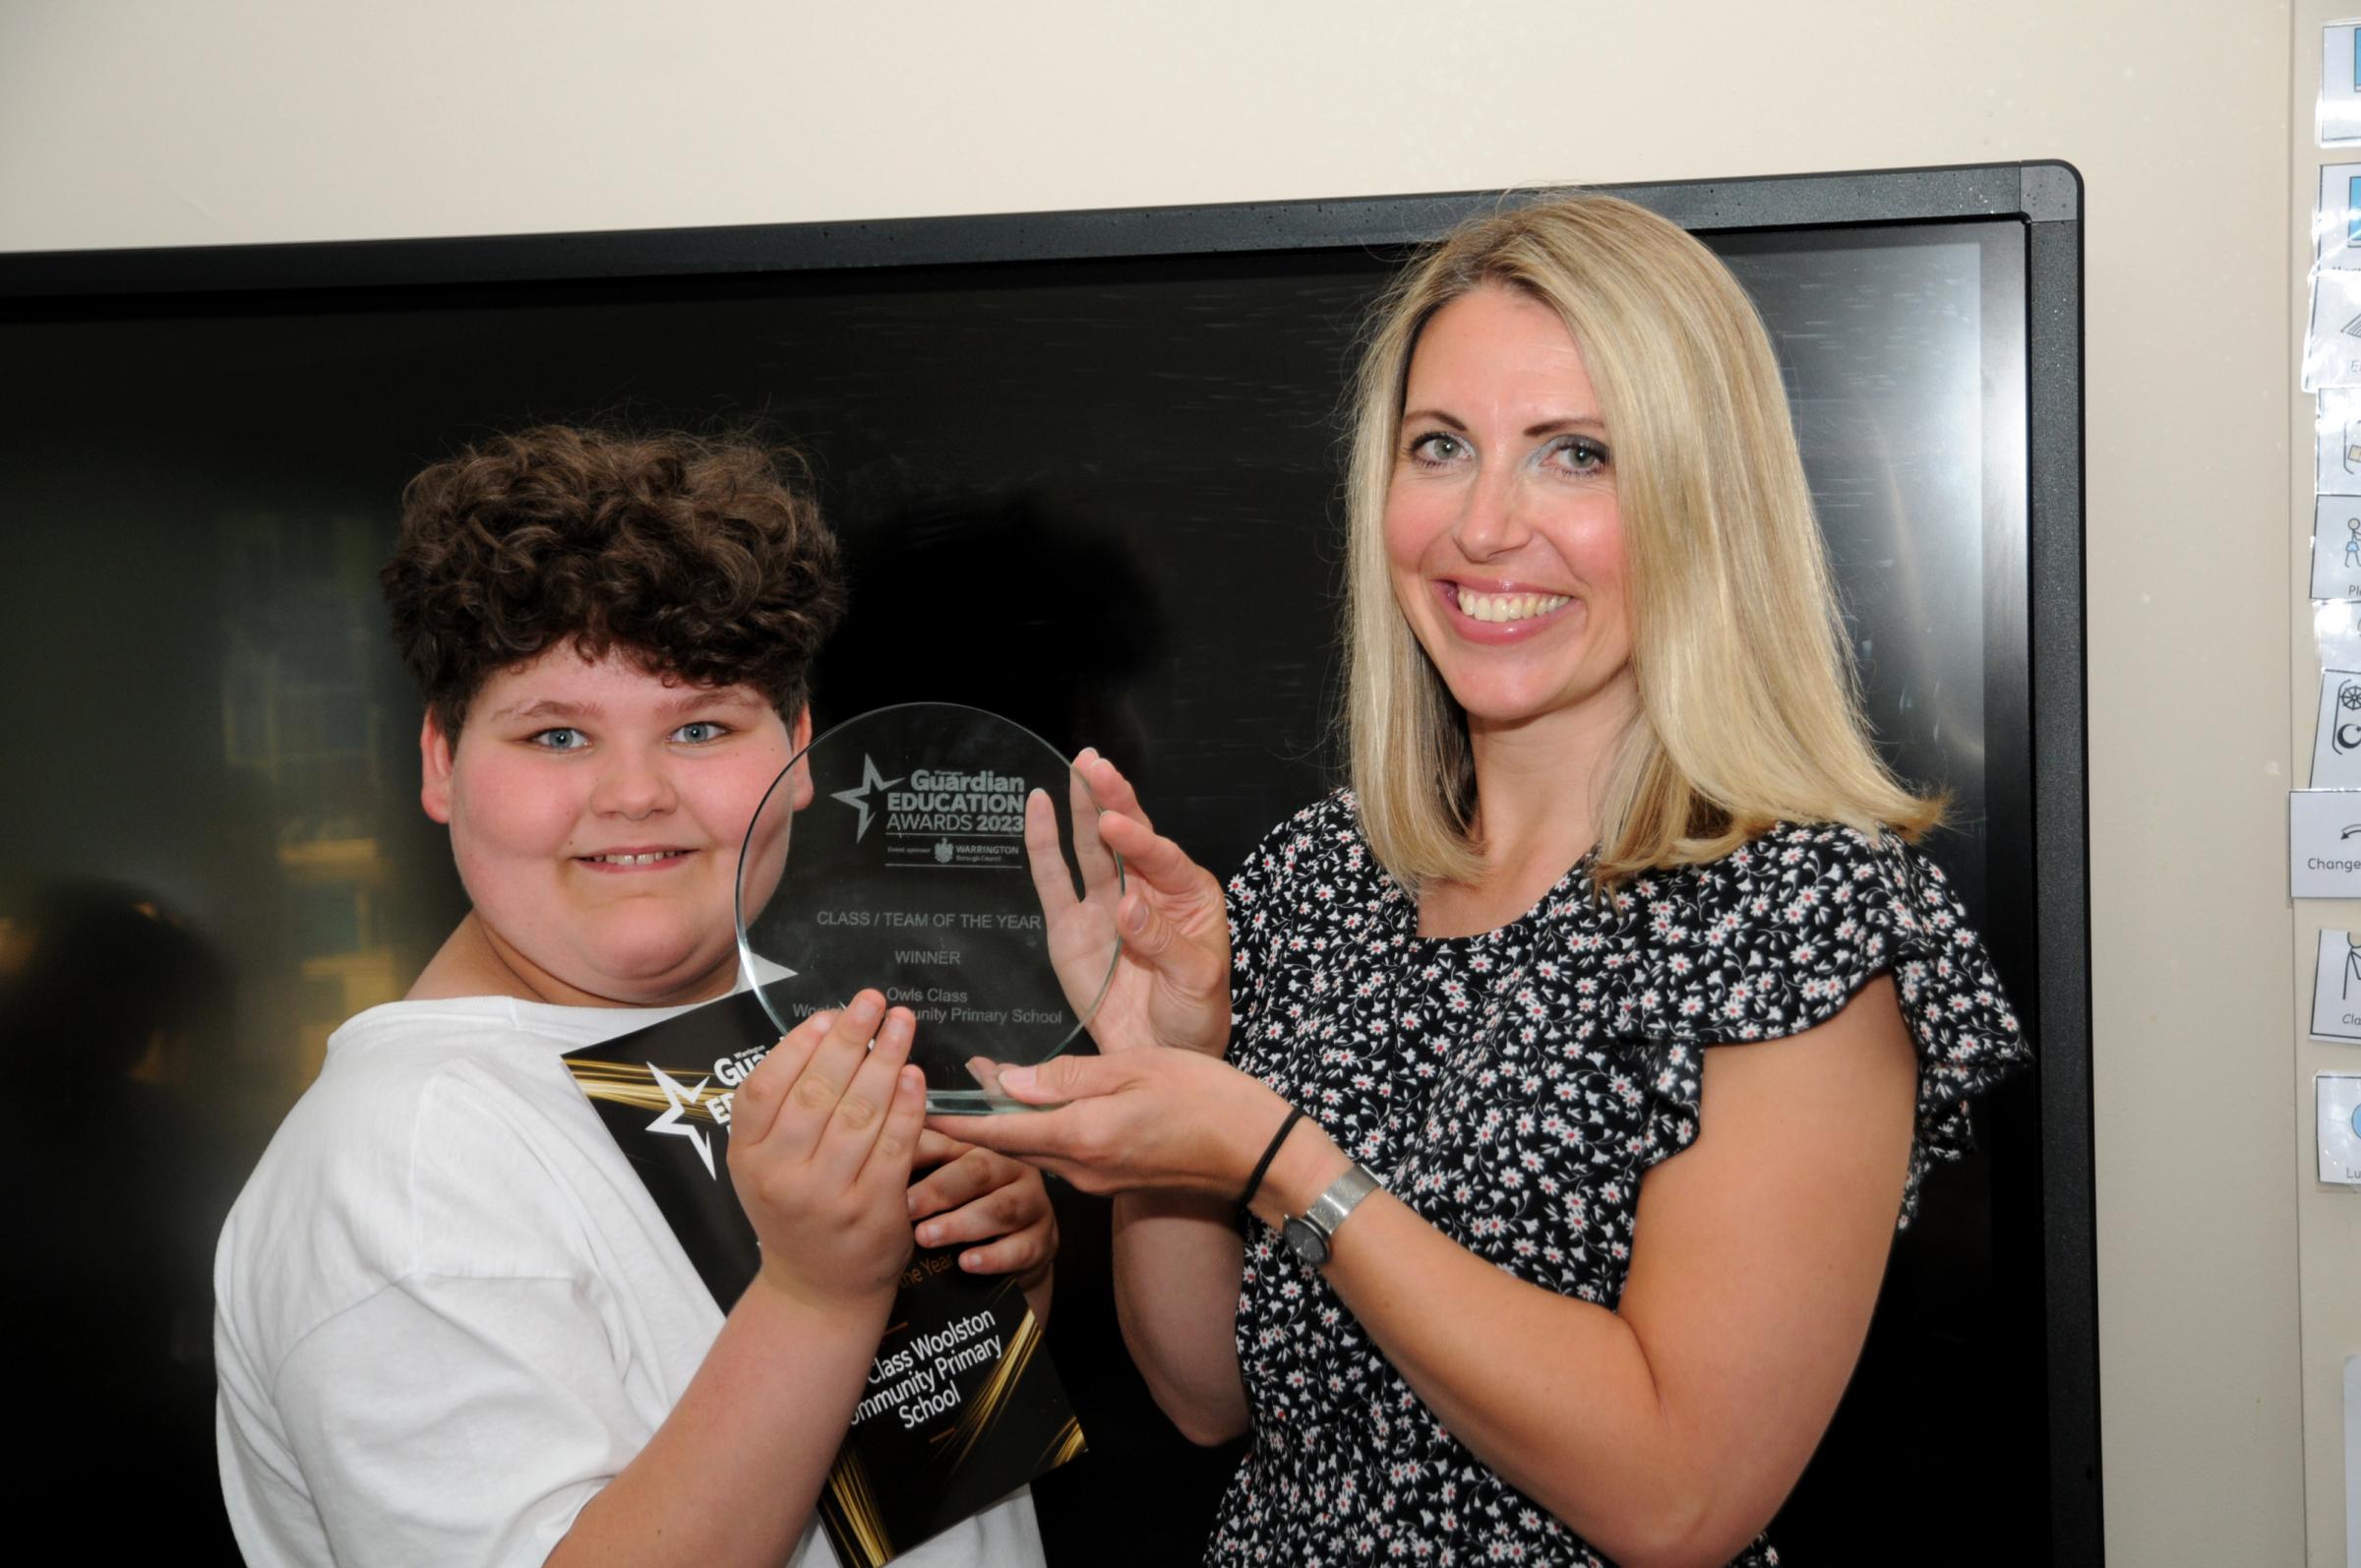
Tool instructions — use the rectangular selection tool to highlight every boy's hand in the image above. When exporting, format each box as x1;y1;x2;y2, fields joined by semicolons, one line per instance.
725;991;927;1313
906;1130;1058;1307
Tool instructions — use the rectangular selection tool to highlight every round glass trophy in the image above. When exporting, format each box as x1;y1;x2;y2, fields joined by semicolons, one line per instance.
735;703;1123;1113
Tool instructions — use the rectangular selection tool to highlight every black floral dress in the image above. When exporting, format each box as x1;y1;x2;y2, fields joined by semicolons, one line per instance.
1207;792;2028;1567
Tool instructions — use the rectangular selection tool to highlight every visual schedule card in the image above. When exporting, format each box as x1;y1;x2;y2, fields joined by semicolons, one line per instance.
2323;21;2361;146
2311;930;2361;1042
2290;790;2361;898
2315;499;2361;601
2320;389;2361;496
2316;670;2361;789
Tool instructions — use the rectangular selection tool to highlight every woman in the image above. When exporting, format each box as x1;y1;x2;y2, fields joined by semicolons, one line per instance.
956;195;2028;1567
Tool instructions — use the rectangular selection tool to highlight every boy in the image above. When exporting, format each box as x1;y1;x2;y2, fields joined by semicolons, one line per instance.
215;428;1054;1567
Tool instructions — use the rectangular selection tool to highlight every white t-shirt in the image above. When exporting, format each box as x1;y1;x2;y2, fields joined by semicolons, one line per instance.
214;995;1043;1568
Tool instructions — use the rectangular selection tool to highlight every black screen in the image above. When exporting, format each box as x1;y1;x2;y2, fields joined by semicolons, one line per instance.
0;212;2054;1563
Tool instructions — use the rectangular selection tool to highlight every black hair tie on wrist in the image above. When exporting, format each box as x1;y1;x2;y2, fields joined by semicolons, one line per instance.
1238;1106;1305;1213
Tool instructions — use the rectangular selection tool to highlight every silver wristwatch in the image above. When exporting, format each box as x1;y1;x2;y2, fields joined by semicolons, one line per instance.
1281;1163;1381;1267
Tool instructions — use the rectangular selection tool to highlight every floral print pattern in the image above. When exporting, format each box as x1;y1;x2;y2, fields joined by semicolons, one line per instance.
1205;792;2028;1567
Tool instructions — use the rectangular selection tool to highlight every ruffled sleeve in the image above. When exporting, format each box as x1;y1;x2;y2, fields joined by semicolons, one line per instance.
1622;822;2030;1223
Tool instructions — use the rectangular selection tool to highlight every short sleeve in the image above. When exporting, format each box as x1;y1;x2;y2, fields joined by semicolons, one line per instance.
215;1048;706;1568
1627;823;2030;1223
269;1274;634;1568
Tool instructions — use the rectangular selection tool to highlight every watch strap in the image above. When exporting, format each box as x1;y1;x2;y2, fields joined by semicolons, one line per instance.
1283;1162;1381;1264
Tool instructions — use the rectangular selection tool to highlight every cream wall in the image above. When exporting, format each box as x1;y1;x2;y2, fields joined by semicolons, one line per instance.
0;1;2329;1561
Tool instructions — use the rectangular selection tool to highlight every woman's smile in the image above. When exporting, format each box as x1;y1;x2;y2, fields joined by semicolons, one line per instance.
1436;578;1579;640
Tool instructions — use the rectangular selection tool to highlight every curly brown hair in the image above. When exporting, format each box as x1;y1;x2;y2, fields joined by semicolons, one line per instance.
381;426;844;736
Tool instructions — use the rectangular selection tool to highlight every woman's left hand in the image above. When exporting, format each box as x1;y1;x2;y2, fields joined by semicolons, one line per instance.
906;1130;1059;1313
934;1050;1295;1201
1026;751;1235;1059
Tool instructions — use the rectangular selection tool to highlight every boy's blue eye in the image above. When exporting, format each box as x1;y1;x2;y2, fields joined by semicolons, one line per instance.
673;721;726;745
530;728;585;752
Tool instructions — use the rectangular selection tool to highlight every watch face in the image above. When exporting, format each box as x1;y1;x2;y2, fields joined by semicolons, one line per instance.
1282;1215;1328;1267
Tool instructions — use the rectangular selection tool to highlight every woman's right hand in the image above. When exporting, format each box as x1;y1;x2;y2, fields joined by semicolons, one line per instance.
1032;750;1233;1057
723;991;927;1311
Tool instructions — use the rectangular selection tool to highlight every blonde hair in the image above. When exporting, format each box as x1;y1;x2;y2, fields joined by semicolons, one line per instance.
1344;193;1941;892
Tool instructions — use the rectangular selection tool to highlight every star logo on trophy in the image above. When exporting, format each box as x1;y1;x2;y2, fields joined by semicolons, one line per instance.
831;754;904;842
645;1063;717;1179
